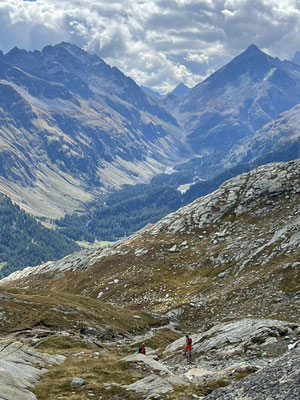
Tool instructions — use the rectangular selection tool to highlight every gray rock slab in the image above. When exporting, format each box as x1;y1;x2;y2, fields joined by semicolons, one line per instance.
0;339;66;400
204;348;300;400
198;319;294;351
166;374;190;386
125;374;174;397
122;353;173;375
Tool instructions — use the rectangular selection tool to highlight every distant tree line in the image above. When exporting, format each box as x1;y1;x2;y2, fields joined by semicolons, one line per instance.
56;185;183;241
55;162;255;243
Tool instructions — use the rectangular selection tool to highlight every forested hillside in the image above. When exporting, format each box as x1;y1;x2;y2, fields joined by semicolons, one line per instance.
56;184;183;241
55;163;253;242
0;195;80;277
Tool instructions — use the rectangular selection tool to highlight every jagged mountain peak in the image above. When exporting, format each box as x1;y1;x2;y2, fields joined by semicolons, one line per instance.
204;44;277;87
0;42;188;219
240;43;263;56
173;43;300;160
41;41;106;67
171;83;190;96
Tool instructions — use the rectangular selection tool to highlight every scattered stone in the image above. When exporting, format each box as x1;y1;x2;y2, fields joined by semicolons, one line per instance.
135;248;148;256
70;377;85;388
217;271;228;278
169;245;178;253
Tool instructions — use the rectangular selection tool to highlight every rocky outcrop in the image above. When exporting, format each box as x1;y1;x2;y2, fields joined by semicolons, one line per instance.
0;244;126;282
0;339;65;400
114;319;300;399
145;159;300;236
122;353;173;375
125;374;174;398
204;348;300;400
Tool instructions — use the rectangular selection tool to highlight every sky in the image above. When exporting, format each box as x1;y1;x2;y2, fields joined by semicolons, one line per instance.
1;0;300;93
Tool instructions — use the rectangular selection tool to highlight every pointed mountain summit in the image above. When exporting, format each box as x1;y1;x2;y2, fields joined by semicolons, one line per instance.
239;43;263;56
203;44;277;89
173;44;300;175
171;83;189;96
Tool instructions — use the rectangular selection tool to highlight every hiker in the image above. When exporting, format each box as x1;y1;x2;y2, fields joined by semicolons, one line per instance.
138;344;146;355
184;335;192;357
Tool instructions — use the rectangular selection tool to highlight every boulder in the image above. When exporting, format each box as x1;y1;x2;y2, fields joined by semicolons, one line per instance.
122;354;173;375
125;374;174;397
70;377;85;387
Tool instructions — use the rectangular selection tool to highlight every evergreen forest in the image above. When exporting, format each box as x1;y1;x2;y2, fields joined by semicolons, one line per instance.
0;195;80;278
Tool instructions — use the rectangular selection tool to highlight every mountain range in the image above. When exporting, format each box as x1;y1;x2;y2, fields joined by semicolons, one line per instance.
169;44;300;177
0;42;188;218
0;42;300;221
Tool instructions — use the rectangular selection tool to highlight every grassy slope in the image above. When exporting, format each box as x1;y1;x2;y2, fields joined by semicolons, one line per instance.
0;288;160;336
2;191;299;330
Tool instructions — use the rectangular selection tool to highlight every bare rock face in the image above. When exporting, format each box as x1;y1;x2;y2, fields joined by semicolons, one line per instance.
125;374;174;398
147;159;300;235
0;339;65;400
203;348;300;400
116;319;299;399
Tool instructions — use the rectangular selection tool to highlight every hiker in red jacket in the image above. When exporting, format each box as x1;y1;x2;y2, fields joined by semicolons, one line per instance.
184;335;192;357
138;344;146;355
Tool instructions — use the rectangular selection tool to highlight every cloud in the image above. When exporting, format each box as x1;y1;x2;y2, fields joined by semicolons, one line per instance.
1;0;300;93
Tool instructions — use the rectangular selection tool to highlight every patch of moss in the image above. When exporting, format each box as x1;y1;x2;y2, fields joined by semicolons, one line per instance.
251;337;266;345
234;371;253;381
35;336;93;354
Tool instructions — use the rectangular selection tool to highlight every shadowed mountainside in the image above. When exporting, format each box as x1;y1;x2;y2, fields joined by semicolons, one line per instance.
0;42;189;218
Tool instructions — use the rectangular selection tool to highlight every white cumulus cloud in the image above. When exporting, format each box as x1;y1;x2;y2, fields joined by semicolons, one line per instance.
0;0;300;93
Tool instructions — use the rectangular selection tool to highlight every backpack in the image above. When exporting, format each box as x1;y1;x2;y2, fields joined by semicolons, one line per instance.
188;337;192;345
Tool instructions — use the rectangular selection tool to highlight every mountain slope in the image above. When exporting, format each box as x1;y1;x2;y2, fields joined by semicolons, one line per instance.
0;194;79;277
0;160;299;400
223;103;300;168
0;43;189;218
173;44;300;176
2;159;299;327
